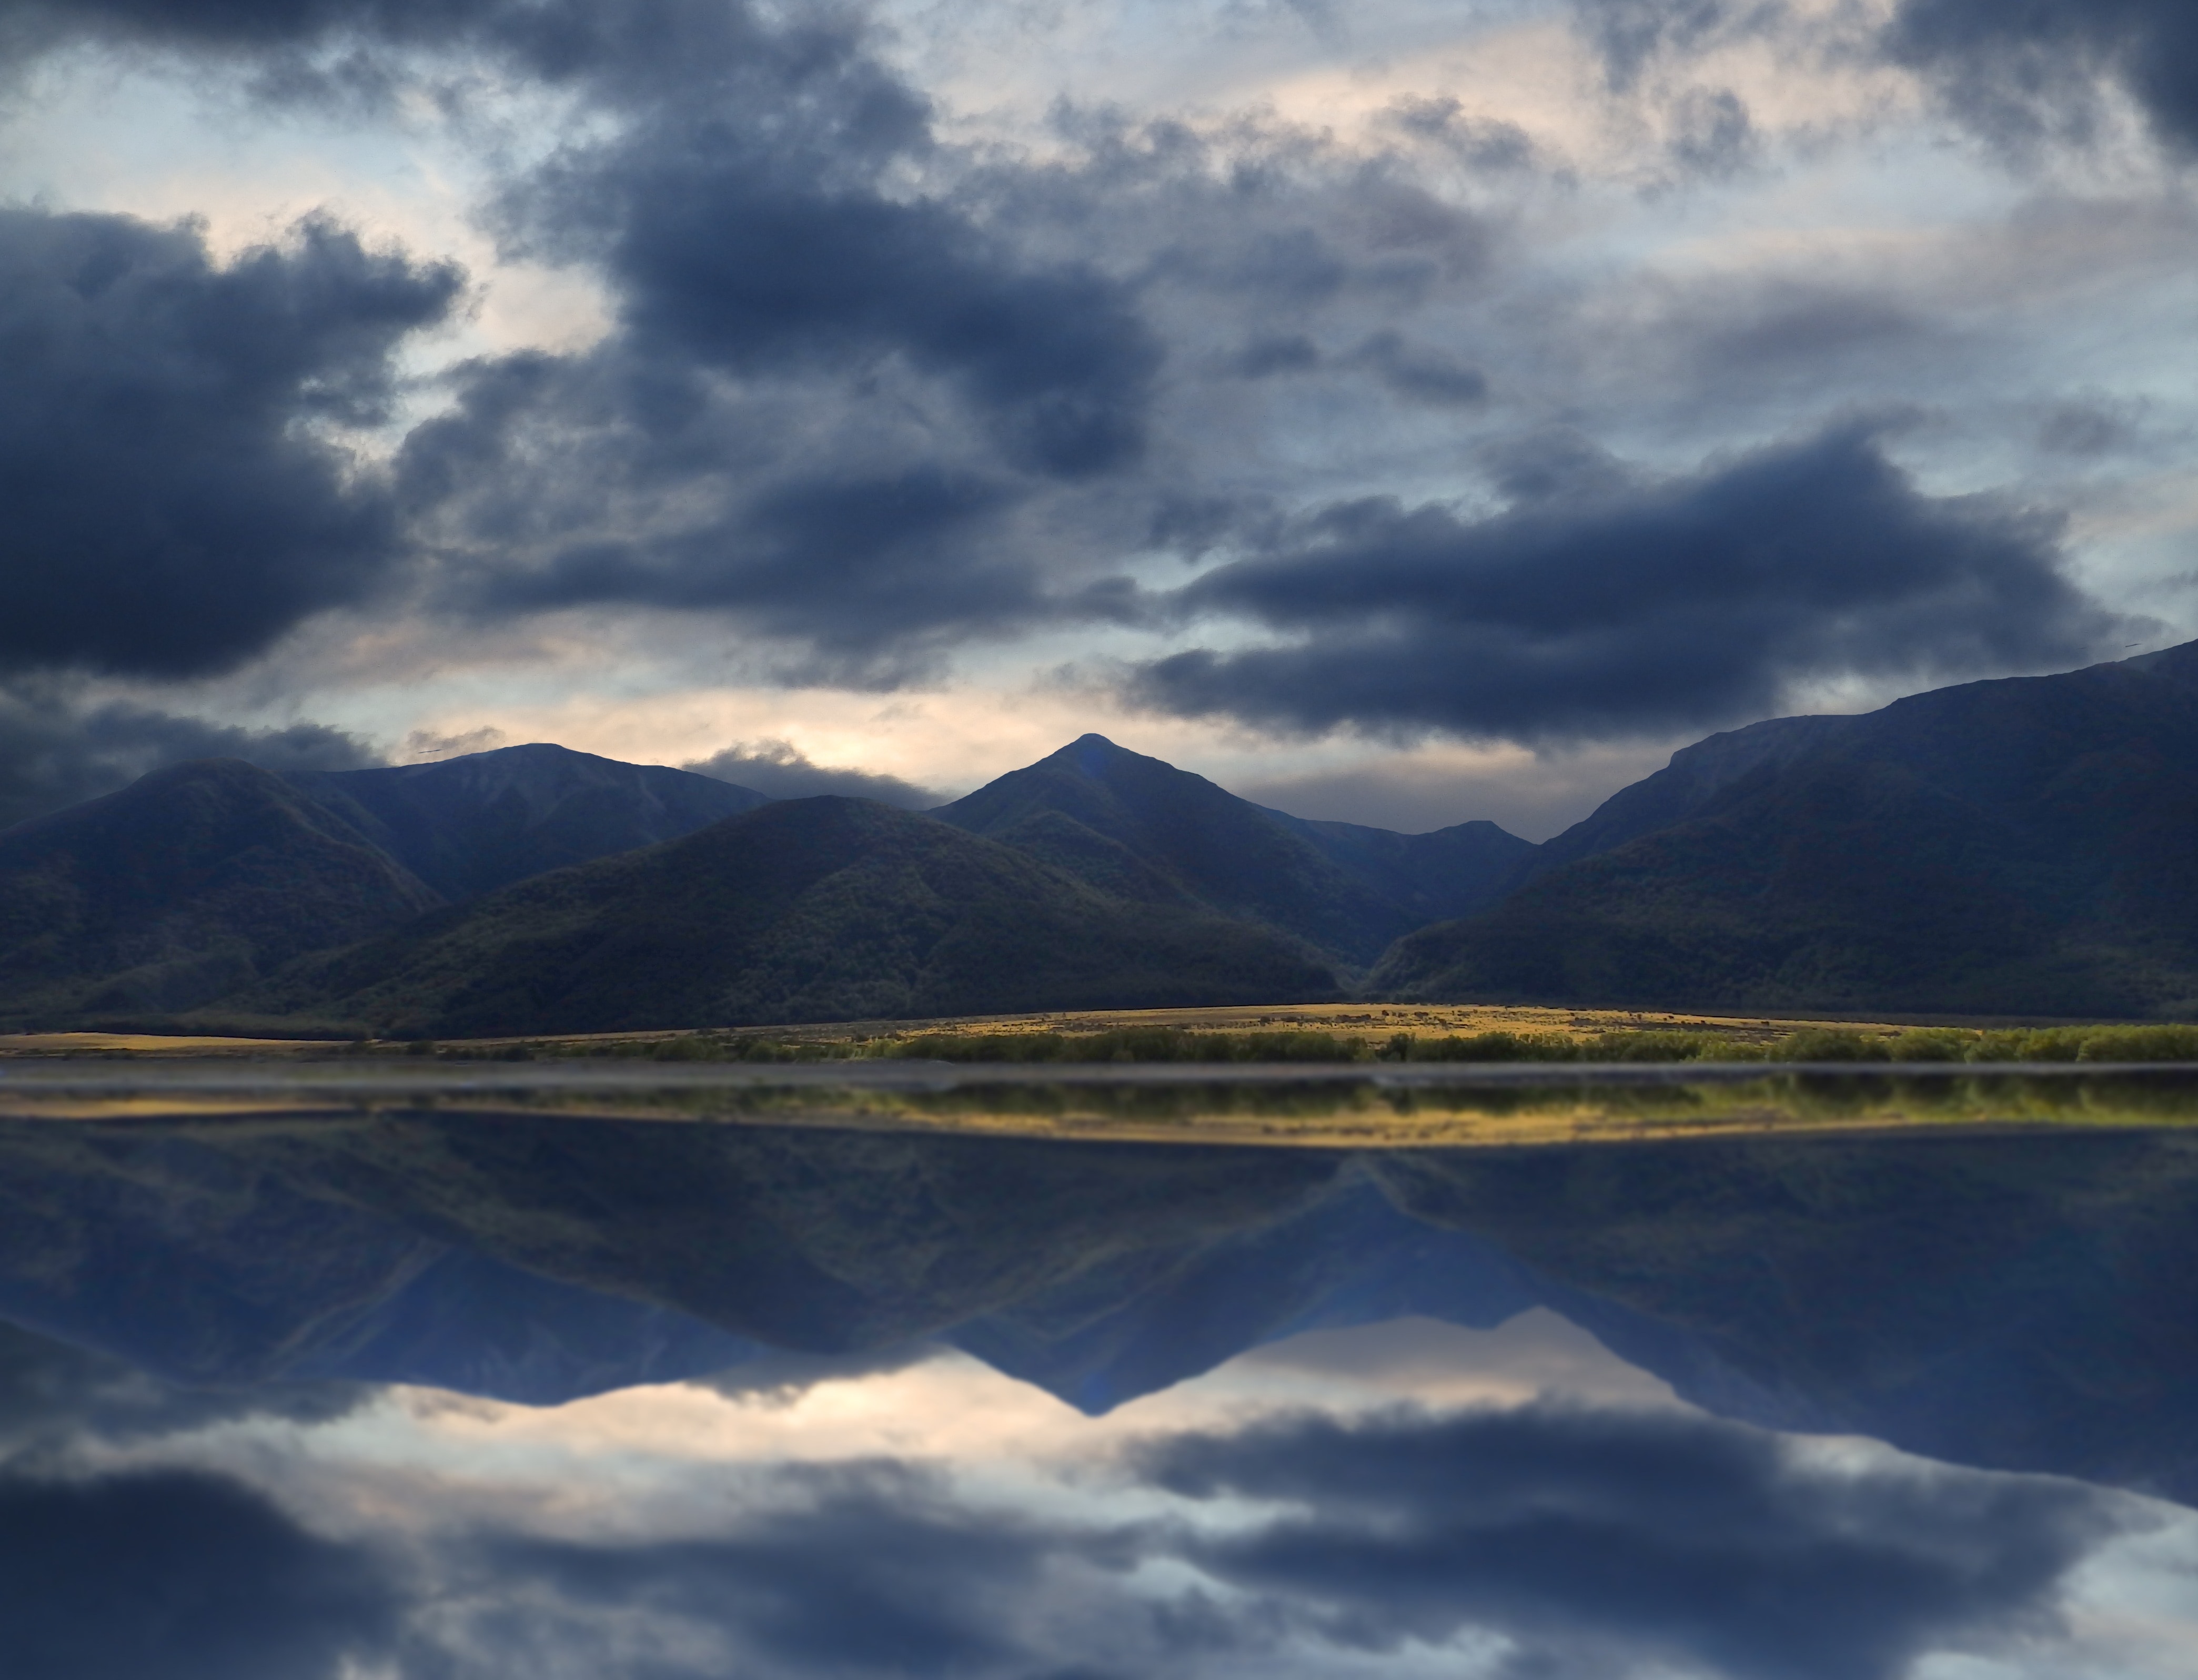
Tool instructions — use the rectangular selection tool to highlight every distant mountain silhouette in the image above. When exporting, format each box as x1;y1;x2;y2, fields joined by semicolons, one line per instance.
9;1112;2198;1501
285;743;770;902
935;734;1530;966
0;760;443;1023
245;796;1340;1035
1375;643;2198;1017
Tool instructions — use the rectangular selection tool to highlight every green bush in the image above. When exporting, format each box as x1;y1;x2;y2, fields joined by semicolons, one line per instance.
1405;1031;1578;1062
1589;1030;1718;1062
1887;1028;1975;1061
1771;1028;1891;1062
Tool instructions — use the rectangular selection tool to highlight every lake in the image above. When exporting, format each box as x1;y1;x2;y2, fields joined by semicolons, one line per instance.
5;1064;2198;1678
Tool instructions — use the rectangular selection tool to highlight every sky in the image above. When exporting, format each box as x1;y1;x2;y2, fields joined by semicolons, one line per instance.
1;0;2195;836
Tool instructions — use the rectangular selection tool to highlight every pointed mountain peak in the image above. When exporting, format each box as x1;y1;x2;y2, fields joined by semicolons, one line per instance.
1044;733;1160;775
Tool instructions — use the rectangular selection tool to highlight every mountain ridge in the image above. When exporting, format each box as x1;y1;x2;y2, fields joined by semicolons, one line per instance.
934;733;1531;967
284;742;772;902
5;640;2195;1031
1376;643;2198;1017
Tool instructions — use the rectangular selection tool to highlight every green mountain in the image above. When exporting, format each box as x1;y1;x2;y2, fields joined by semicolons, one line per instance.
1375;643;2198;1018
245;796;1339;1036
0;759;444;1023
934;734;1530;966
285;742;769;901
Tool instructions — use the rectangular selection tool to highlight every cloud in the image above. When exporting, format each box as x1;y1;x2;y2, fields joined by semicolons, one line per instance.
1572;0;1779;93
1136;1403;2131;1680
0;207;460;680
0;1466;402;1680
1349;331;1487;407
1128;425;2130;741
0;1320;367;1458
1883;0;2198;157
0;1385;2141;1680
0;683;382;833
521;137;1167;480
682;740;945;808
469;1465;1076;1678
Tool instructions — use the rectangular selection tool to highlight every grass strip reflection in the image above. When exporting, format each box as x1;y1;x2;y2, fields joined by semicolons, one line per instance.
5;1064;2198;1147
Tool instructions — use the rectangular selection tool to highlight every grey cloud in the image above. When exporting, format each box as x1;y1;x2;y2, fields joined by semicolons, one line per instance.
0;0;871;115
1229;334;1322;379
0;1400;2132;1680
472;1467;1076;1678
0;683;383;833
1668;86;1759;177
1138;1403;2129;1680
1565;0;2198;162
1575;0;1781;92
1130;426;2128;741
2034;397;2146;458
0;207;459;680
502;128;1163;479
0;1321;368;1461
0;1466;402;1680
1350;330;1488;407
1382;97;1541;172
682;741;946;808
407;347;1059;675
1885;0;2198;157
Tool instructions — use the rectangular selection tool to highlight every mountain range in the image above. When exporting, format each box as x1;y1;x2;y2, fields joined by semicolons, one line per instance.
2;641;2195;1029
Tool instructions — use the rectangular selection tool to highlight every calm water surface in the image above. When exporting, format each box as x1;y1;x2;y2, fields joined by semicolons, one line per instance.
6;1065;2198;1679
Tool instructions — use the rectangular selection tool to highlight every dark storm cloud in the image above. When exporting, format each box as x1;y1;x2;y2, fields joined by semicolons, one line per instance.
512;132;1165;479
1137;1404;2129;1680
682;741;945;808
18;0;1167;477
1130;426;2128;741
0;207;459;680
364;1;1168;670
1884;0;2198;157
0;684;381;832
407;348;1063;669
0;1466;402;1680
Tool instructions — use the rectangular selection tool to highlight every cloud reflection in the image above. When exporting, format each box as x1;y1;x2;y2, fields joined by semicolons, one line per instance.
0;1313;2155;1680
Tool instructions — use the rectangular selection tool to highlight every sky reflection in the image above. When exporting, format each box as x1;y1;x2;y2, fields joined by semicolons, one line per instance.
5;1307;2197;1680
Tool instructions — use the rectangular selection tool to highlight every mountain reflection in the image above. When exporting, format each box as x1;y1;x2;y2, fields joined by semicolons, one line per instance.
4;1108;2198;1677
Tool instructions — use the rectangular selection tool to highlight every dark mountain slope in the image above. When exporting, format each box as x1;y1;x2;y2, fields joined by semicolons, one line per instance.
286;742;770;902
934;734;1528;964
1516;713;1859;883
249;796;1339;1036
0;759;443;1023
1376;643;2198;1016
